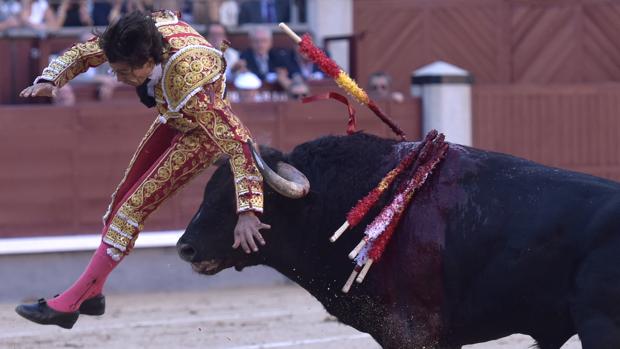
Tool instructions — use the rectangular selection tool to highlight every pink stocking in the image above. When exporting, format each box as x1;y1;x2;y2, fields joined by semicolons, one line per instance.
46;242;121;312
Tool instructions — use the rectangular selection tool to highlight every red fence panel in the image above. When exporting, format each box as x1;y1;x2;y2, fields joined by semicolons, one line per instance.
473;83;620;182
0;98;421;237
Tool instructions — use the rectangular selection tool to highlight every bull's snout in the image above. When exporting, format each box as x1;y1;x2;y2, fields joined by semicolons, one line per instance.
177;242;197;262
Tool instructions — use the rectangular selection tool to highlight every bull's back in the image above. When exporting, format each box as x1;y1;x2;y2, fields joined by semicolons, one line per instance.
438;145;620;344
287;134;620;346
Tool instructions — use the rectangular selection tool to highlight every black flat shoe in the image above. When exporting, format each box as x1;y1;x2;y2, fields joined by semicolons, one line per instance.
15;299;79;329
79;294;105;316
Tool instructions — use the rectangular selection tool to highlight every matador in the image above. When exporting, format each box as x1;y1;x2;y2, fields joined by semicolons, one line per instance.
15;10;280;329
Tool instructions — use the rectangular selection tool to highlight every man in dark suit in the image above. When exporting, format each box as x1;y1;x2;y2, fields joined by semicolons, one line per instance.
239;25;295;90
287;48;324;81
238;0;290;25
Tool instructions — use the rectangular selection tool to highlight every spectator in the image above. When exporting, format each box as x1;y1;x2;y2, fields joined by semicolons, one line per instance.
157;0;181;12
55;0;92;27
106;0;160;24
218;0;239;27
134;0;156;13
368;71;404;103
190;0;222;25
0;0;21;31
21;0;57;30
233;71;263;102
238;0;290;25
104;0;124;25
239;25;293;90
179;0;192;21
287;79;309;100
289;47;323;81
91;0;114;26
206;22;241;81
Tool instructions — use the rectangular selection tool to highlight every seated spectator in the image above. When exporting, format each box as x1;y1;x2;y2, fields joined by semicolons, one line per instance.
0;0;21;31
54;0;92;27
21;0;57;31
157;0;182;12
239;25;294;90
107;0;130;24
238;0;290;25
287;79;309;100
289;48;324;81
190;0;222;25
92;0;112;26
218;0;238;27
179;0;193;22
367;71;404;103
134;0;156;13
106;0;159;24
233;71;263;102
207;22;242;81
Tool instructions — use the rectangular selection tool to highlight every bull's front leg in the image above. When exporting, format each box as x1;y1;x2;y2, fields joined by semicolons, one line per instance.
371;310;446;349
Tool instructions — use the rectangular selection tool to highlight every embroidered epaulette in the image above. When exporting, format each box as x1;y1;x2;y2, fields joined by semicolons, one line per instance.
162;45;224;112
158;21;210;50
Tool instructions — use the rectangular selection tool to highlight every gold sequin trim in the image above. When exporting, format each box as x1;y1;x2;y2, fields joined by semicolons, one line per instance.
162;45;224;112
35;39;105;87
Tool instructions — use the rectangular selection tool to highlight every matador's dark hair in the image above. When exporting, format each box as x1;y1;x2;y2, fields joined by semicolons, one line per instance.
98;11;164;68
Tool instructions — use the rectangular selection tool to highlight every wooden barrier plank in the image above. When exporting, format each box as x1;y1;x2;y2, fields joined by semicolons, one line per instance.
0;98;421;237
473;84;620;182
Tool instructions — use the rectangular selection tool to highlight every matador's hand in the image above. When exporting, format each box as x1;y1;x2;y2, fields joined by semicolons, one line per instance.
20;82;57;98
233;211;270;254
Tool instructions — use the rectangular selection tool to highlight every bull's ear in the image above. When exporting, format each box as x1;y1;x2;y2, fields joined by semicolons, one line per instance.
213;154;231;167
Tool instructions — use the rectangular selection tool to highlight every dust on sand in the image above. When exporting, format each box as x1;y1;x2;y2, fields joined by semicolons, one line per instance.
1;285;581;349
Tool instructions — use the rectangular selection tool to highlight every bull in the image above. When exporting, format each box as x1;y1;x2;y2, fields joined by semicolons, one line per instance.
177;132;620;349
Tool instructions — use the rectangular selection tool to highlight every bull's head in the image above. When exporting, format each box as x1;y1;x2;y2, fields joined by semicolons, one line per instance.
176;145;310;275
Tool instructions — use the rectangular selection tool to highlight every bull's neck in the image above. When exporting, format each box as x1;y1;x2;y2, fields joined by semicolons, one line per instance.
260;195;382;316
260;143;407;297
260;220;392;340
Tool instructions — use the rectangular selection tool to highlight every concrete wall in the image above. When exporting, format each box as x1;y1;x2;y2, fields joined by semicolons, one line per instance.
307;0;353;72
2;247;289;303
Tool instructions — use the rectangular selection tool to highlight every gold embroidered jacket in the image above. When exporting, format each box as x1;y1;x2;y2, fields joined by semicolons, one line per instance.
35;10;263;213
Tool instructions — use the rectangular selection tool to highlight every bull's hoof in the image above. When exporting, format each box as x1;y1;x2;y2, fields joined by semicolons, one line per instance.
79;294;105;316
15;299;79;329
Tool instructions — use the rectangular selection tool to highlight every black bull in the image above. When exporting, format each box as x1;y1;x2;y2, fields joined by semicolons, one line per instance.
177;133;620;349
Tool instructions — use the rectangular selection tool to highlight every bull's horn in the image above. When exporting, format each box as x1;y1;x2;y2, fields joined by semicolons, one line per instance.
249;141;310;199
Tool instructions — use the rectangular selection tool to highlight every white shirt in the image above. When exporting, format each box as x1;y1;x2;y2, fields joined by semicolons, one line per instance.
147;64;163;98
28;0;48;25
224;47;240;80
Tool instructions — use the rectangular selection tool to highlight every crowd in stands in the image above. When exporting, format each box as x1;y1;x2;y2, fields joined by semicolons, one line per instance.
2;1;400;106
0;0;306;32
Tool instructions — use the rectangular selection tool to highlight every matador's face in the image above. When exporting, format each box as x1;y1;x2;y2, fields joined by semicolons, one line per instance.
109;58;155;87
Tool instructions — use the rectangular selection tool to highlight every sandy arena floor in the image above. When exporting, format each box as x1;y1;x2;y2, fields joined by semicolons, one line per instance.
0;285;581;349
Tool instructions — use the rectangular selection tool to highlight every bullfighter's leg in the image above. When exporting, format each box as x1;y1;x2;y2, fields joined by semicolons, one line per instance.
570;238;620;349
18;130;218;320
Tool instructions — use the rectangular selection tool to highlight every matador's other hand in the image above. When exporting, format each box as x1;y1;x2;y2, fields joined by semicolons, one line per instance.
19;82;57;98
232;211;270;254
